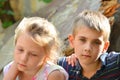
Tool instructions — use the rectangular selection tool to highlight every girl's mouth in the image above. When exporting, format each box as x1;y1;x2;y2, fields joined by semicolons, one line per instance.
18;63;27;67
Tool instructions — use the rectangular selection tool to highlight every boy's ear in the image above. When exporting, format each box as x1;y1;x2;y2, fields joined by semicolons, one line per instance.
68;34;74;48
103;41;110;52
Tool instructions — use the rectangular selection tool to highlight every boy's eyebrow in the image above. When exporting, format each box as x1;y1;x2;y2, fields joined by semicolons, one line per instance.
77;36;87;39
78;35;103;41
92;38;103;42
93;39;102;42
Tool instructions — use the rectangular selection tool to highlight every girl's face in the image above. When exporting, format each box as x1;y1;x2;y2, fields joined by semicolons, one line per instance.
14;32;46;73
69;26;109;65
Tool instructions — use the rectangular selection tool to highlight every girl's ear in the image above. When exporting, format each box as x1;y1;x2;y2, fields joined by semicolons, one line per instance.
68;34;75;48
103;41;110;52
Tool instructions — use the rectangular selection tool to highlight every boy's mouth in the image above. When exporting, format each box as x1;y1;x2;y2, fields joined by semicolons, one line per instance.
82;54;91;57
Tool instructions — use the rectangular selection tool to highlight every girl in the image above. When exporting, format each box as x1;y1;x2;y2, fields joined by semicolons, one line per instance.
3;17;68;80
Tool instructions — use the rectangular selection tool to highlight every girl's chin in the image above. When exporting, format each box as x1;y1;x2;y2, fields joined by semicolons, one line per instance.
17;64;27;71
18;67;26;71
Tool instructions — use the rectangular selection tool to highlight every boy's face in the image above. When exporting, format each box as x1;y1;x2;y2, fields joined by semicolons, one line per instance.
14;32;46;73
68;26;109;65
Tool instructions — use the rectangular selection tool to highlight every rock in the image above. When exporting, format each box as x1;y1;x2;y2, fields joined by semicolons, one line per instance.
0;36;14;70
0;20;4;33
0;33;5;49
0;36;14;79
0;0;102;78
108;8;120;52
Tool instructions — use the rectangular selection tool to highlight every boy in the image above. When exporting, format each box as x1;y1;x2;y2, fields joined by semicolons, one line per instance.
57;10;120;80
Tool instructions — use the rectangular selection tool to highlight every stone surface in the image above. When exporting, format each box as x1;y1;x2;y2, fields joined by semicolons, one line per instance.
10;0;49;20
0;33;5;49
1;0;120;79
108;6;120;52
34;0;101;40
0;20;4;33
0;22;18;79
0;36;14;79
0;0;102;79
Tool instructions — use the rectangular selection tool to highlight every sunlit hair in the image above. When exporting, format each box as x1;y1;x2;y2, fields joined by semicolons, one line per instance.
14;17;61;61
72;10;111;41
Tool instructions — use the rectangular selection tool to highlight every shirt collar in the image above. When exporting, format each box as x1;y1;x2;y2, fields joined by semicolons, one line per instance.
76;59;81;71
76;52;108;71
100;52;108;66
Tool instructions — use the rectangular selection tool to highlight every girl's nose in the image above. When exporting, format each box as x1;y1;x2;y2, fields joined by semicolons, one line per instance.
20;52;28;63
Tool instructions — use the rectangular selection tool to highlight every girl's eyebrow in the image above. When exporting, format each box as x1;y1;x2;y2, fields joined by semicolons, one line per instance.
16;45;22;48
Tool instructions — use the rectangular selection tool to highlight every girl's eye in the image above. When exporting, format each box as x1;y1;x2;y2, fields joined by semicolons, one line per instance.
30;53;38;56
18;48;24;52
32;54;37;56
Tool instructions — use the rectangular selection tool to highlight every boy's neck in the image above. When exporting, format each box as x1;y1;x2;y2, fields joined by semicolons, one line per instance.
81;60;102;79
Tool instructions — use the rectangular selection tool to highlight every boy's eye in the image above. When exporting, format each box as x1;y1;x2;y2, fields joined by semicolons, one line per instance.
79;38;86;42
94;41;101;45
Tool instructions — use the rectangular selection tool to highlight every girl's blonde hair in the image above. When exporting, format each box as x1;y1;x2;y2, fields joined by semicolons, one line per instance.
72;10;111;41
14;17;61;61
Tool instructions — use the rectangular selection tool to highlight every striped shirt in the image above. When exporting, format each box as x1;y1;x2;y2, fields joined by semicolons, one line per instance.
57;52;120;80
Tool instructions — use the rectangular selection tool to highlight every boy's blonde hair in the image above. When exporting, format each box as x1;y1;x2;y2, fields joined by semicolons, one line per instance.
14;17;61;61
72;10;111;41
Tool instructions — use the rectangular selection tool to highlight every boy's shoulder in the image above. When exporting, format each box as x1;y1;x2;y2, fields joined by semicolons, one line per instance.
106;52;120;60
57;57;80;71
105;51;120;66
57;57;81;79
57;57;72;67
57;57;68;67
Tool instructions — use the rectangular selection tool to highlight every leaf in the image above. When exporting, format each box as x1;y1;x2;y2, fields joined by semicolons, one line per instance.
2;21;13;28
42;0;52;3
0;10;14;15
38;0;42;1
103;3;120;17
6;10;14;15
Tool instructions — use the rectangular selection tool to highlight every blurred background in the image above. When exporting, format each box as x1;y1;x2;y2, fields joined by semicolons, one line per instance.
0;0;120;79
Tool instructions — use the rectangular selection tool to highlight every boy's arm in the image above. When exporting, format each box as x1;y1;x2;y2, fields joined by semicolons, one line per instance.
3;61;19;80
66;54;77;66
57;54;77;67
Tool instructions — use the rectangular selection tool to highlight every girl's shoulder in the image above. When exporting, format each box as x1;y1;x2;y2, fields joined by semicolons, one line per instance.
36;61;68;80
3;61;13;75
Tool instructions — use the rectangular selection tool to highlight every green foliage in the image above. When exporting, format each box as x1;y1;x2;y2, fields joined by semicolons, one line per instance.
2;21;13;28
0;10;14;15
39;0;52;3
0;0;14;28
0;0;6;7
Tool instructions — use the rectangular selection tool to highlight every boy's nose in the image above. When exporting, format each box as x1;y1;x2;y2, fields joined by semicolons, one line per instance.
84;43;92;52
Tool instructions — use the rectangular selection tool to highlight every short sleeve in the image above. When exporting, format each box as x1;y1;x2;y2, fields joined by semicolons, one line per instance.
3;61;13;75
